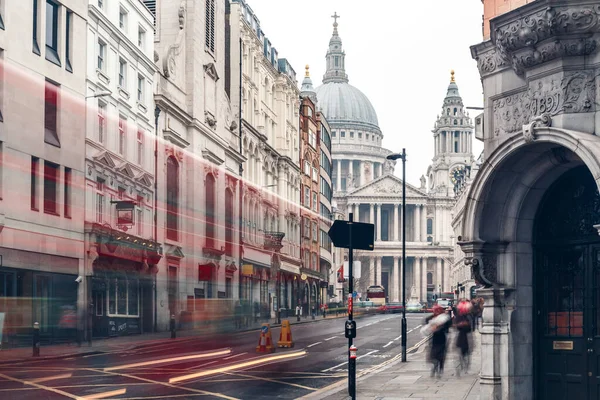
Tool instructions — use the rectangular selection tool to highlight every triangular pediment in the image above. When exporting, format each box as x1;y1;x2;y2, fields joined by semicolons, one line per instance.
204;63;219;81
117;162;135;179
135;172;153;187
347;174;427;198
93;151;117;168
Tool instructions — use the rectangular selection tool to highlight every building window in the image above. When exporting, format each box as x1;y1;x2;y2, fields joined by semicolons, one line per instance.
119;6;128;31
312;221;317;242
64;167;71;217
118;59;127;88
350;132;354;138
341;131;345;138
108;277;139;317
205;0;215;53
205;173;216;248
97;40;106;71
65;11;72;71
304;160;310;175
118;116;126;155
33;0;41;54
166;156;179;241
45;0;60;65
97;0;103;9
31;157;39;210
95;178;105;223
332;131;336;138
43;161;58;214
136;130;143;165
44;80;60;147
225;188;234;256
312;167;318;182
136;206;143;236
309;129;316;148
427;218;433;235
313;192;317;212
137;75;144;103
97;101;106;144
304;186;309;207
137;26;145;49
0;50;3;122
366;134;369;140
358;132;362;139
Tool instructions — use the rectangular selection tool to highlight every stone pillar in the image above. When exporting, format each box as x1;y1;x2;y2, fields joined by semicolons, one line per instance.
393;256;399;302
354;203;359;221
436;257;442;295
369;257;374;286
376;257;382;287
393;203;399;241
336;160;341;192
376;204;381;241
360;161;365;187
369;203;374;225
421;257;427;304
422;205;427;242
348;159;353;183
414;257;421;300
414;205;421;242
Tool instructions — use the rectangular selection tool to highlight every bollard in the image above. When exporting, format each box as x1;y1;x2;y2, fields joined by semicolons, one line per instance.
170;314;176;339
33;322;40;357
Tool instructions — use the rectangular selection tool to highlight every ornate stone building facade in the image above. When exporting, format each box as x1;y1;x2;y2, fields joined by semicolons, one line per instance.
316;17;465;305
462;1;600;398
228;0;303;317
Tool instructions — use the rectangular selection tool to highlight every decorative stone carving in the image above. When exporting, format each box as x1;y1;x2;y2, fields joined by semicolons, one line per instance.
383;160;394;175
163;2;186;79
523;113;552;144
420;175;426;189
493;71;597;136
205;111;217;128
373;182;402;194
347;173;356;189
178;2;186;29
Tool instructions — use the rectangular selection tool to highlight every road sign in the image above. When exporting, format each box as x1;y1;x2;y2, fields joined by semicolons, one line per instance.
343;261;361;279
261;325;268;334
328;220;375;250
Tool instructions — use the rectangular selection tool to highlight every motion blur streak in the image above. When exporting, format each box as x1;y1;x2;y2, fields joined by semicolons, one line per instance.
0;372;81;399
103;348;231;371
29;373;73;383
82;388;127;399
168;350;308;383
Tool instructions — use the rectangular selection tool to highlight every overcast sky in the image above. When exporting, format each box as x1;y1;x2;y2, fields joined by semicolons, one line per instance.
246;0;485;185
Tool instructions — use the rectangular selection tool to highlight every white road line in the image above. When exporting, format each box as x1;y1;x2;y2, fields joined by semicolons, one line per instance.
321;350;379;372
382;341;394;348
324;336;337;341
223;352;247;360
393;335;402;341
306;342;322;348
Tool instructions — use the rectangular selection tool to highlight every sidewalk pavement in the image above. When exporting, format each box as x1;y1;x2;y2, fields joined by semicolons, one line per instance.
0;311;351;362
306;331;481;400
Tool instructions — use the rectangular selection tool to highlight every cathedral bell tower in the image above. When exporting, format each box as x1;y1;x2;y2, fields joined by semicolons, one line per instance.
428;70;474;196
323;12;348;84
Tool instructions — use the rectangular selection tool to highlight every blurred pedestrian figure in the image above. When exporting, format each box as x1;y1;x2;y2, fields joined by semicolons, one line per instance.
423;305;452;378
454;299;473;376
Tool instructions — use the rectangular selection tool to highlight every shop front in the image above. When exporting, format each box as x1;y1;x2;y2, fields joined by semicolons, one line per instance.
86;223;161;338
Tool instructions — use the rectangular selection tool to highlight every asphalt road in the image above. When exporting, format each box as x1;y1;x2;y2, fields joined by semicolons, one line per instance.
0;313;429;399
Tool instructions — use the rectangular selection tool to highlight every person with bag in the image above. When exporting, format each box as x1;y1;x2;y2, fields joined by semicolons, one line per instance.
424;305;452;378
454;299;473;376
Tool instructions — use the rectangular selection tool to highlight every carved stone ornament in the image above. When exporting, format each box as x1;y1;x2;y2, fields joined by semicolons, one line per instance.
205;111;217;129
373;182;402;194
523;113;552;144
163;2;186;79
178;2;186;29
485;2;600;76
493;71;596;136
461;241;508;288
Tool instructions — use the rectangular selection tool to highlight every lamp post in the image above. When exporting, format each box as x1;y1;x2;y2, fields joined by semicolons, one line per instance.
386;148;407;362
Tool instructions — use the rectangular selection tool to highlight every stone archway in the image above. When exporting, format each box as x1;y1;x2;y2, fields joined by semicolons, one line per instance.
459;127;600;399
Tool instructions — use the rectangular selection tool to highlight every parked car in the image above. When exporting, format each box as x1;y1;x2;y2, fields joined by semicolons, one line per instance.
406;301;424;313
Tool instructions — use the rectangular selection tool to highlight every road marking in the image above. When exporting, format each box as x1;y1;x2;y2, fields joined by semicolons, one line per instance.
306;342;322;348
184;360;218;371
89;368;238;400
393;335;402;340
324;336;336;341
223;352;247;360
83;388;127;399
383;341;394;348
30;373;73;383
169;351;307;383
223;372;317;391
321;350;379;372
0;372;82;399
104;349;231;371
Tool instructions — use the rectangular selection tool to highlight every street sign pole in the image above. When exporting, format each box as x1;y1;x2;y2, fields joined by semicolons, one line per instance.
348;212;355;400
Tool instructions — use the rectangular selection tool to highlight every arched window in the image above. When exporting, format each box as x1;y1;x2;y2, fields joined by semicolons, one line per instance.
205;174;216;248
453;108;457;115
427;272;433;285
447;108;450;115
166;156;179;241
454;119;458;125
225;188;234;256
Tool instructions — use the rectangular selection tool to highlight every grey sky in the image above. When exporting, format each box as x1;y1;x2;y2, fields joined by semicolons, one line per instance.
246;0;485;185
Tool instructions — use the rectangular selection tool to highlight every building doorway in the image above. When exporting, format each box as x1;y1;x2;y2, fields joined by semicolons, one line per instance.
535;166;600;399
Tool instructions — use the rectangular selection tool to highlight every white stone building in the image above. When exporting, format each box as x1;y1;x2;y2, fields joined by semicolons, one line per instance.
228;0;302;317
0;0;88;344
83;0;159;338
316;17;471;305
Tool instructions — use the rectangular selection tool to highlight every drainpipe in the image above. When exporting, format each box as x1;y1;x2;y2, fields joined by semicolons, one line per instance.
154;105;161;333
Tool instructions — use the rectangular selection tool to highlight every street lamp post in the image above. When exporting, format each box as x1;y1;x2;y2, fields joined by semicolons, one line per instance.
386;148;407;362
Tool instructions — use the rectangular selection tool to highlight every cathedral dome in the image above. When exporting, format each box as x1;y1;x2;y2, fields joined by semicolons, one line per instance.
315;82;379;128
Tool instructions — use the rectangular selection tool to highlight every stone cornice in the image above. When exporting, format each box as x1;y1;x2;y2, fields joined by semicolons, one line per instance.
473;1;600;77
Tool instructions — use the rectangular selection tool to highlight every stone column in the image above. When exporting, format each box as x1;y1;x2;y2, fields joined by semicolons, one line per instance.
369;203;374;224
369;257;374;286
336;160;341;192
414;257;421;300
360;161;365;187
436;257;442;295
376;257;382;287
354;203;359;221
422;205;427;242
376;204;381;241
393;203;399;241
348;159;353;183
414;205;421;242
421;257;428;304
393;256;399;302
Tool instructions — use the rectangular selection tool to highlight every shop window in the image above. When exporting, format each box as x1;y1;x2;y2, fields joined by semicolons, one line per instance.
44;80;60;147
64;167;71;217
45;0;60;65
166;156;179;241
108;276;139;317
205;173;216;248
43;161;58;214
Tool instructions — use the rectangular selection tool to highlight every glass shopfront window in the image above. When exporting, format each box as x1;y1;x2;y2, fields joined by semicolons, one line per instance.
107;276;139;317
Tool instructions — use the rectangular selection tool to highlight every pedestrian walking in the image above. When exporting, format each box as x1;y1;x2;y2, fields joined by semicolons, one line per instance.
423;305;452;378
454;299;473;376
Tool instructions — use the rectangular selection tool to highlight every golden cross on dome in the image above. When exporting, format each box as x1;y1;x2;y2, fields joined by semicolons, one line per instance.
331;12;340;25
305;65;310;77
451;70;455;83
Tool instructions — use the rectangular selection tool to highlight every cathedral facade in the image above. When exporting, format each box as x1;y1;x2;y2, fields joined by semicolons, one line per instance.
315;17;474;305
